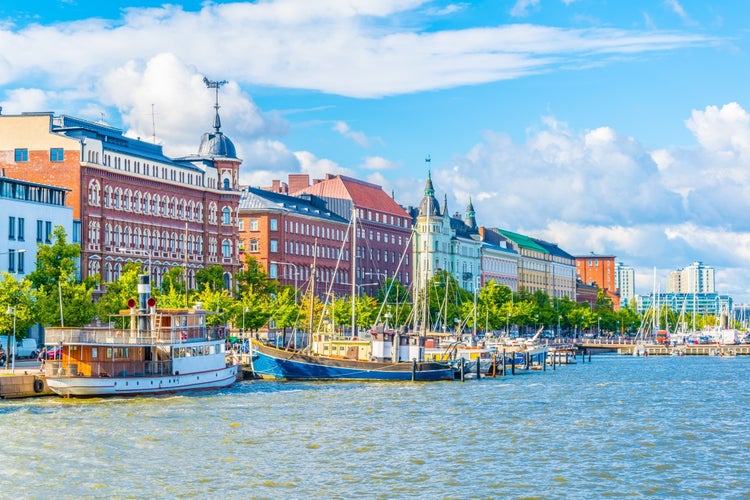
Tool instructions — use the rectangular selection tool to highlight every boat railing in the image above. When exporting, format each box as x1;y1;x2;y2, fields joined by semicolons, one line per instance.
44;359;174;378
45;326;218;345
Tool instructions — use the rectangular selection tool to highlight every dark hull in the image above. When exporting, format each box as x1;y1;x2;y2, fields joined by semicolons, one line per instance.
251;341;455;381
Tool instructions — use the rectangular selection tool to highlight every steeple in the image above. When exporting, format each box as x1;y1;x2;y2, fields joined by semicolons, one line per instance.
418;164;441;217
197;77;237;159
465;196;477;231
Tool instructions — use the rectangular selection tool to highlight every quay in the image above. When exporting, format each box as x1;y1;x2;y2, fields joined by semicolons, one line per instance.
0;368;53;399
575;338;750;356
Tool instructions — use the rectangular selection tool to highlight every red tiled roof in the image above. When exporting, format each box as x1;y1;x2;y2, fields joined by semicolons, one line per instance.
293;175;409;217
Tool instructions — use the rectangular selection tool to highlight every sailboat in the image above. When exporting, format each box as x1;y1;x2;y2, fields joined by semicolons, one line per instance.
250;205;455;381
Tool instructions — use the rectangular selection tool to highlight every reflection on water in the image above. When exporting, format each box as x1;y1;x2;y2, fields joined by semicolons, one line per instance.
2;355;749;498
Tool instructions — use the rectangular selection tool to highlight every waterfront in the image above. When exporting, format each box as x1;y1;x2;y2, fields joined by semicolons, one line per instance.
1;355;749;498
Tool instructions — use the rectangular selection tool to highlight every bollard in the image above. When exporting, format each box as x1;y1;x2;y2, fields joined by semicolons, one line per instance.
543;352;547;371
459;357;465;382
492;353;497;378
502;350;506;376
511;353;515;375
411;359;416;381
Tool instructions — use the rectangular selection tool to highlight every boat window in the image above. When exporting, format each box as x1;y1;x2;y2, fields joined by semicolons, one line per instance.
92;347;98;359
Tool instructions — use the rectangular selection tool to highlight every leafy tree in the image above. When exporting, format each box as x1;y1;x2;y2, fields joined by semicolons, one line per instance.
28;227;96;327
155;281;189;309
196;265;226;293
235;255;278;297
269;288;300;334
160;266;186;297
0;273;36;356
231;285;272;334
376;278;412;328
96;262;141;323
192;284;235;326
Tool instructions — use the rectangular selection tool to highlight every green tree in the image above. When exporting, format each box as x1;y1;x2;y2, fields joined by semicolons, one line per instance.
96;262;141;323
196;265;227;293
376;278;412;328
160;266;186;297
27;226;96;327
235;256;278;297
269;288;300;335
192;284;235;326
0;273;36;356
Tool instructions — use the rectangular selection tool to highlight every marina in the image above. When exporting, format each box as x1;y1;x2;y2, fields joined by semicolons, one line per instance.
2;355;749;498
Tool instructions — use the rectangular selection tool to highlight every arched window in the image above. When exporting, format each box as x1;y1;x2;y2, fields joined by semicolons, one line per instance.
104;224;112;245
222;239;232;258
87;180;101;206
104;186;112;208
222;207;231;225
223;178;230;190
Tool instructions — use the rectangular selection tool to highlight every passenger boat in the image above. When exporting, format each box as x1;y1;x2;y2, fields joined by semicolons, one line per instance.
250;328;455;381
43;275;239;397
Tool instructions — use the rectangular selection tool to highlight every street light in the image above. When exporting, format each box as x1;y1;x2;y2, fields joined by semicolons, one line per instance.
597;316;601;337
534;314;538;334
6;306;16;374
271;261;299;303
558;315;561;338
242;307;249;335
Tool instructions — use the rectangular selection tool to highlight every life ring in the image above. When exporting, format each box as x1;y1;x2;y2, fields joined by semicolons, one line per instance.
33;378;44;393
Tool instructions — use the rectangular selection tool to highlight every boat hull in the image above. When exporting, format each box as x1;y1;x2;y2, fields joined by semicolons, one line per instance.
46;366;239;397
252;342;454;381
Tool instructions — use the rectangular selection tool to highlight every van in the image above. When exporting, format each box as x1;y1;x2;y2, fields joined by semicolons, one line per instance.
0;336;39;359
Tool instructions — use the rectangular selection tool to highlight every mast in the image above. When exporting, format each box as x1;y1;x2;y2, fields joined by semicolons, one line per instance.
351;205;357;337
309;240;317;344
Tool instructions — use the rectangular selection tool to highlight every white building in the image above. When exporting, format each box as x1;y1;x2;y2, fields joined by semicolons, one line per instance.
667;261;715;294
615;262;635;307
0;173;73;277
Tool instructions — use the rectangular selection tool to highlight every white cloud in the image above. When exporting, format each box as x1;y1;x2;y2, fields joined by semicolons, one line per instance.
0;2;718;99
511;0;541;17
295;151;356;179
361;156;397;171
333;121;371;147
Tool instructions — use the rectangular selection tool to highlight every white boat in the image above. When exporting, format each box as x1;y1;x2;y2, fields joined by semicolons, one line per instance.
43;275;239;397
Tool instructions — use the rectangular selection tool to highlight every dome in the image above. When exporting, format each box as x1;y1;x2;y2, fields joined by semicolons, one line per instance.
197;131;237;158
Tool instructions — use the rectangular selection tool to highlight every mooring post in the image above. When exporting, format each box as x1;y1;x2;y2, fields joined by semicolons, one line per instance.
459;357;465;382
411;359;416;381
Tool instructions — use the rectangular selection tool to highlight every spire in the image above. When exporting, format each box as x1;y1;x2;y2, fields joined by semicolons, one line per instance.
443;194;448;217
465;196;477;231
424;169;434;198
203;77;227;134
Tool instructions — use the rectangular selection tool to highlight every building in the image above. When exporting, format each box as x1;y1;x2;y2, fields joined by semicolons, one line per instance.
575;253;620;309
667;261;715;294
237;187;350;296
636;292;731;317
491;229;576;300
409;173;482;293
285;174;413;291
0;97;241;291
0;173;73;276
615;262;635;307
478;227;519;291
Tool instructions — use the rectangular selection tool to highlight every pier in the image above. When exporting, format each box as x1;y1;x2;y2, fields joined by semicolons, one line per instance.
574;338;750;356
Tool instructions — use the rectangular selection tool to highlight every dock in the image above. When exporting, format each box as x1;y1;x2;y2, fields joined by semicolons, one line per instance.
0;370;53;399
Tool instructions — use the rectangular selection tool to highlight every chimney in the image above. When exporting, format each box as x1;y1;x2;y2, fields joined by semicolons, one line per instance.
288;174;310;194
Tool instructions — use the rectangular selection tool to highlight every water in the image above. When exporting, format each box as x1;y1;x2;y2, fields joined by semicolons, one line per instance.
2;355;749;499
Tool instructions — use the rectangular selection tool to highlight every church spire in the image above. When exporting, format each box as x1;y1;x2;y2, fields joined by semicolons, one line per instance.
465;196;477;231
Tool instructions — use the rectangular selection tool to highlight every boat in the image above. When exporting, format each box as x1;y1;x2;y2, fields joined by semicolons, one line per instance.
250;205;455;382
43;274;239;397
250;329;455;381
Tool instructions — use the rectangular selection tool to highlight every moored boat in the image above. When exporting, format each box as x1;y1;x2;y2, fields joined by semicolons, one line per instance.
251;329;455;381
43;275;239;397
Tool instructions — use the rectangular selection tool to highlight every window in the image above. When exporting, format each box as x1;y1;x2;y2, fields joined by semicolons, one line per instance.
17;251;24;273
8;250;16;273
8;216;15;239
222;240;231;258
222;207;231;225
270;240;278;252
36;220;43;242
45;221;52;243
269;263;278;279
50;148;64;162
17;218;24;241
14;149;28;162
249;239;259;252
249;219;259;231
270;219;278;231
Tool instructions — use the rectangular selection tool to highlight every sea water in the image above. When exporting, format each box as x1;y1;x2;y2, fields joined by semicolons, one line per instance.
1;355;748;499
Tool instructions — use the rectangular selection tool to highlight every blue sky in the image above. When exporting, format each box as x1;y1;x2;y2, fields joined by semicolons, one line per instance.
2;0;750;302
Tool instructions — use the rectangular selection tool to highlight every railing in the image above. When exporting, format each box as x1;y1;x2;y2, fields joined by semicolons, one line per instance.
45;325;226;345
45;359;174;378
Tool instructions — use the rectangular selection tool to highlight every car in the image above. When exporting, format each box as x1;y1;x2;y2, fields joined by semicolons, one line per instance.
45;346;63;360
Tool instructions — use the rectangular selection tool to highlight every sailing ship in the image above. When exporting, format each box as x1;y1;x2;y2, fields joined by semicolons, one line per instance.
43;275;239;397
251;204;455;381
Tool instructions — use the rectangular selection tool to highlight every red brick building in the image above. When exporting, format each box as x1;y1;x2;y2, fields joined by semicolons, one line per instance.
575;253;620;309
238;187;350;296
265;174;413;292
0;110;242;290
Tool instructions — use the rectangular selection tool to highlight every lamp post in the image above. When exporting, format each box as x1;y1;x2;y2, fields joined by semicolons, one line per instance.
506;312;511;335
271;261;299;303
597;316;601;337
558;315;561;338
6;306;16;374
242;307;249;336
534;314;538;335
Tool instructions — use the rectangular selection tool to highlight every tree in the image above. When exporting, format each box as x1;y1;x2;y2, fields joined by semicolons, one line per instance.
269;288;299;335
196;265;226;293
0;273;36;357
231;285;273;334
192;284;235;326
96;262;141;323
235;255;278;297
160;266;186;297
28;226;96;327
376;278;412;328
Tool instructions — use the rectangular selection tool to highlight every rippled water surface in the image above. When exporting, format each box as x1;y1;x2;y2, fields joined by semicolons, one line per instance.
2;355;749;499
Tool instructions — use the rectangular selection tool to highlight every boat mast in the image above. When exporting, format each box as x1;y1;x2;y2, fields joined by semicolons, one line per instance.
351;204;357;337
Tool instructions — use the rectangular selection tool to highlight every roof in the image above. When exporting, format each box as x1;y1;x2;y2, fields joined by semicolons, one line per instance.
293;175;409;218
494;228;550;254
239;187;348;224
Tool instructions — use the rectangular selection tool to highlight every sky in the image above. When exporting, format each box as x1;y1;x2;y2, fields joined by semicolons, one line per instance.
1;0;750;302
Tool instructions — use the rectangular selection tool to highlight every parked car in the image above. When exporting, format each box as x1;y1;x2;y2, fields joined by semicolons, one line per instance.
15;338;39;359
46;346;62;360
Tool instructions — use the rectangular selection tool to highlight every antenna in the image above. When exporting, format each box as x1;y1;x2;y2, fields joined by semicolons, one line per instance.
203;77;228;133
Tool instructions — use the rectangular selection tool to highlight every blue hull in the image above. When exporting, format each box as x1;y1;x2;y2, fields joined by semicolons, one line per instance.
251;342;455;381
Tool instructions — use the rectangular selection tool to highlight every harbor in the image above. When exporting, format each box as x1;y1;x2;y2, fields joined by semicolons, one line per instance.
2;355;749;498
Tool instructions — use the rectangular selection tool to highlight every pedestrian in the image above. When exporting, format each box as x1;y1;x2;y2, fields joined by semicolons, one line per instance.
38;347;47;372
